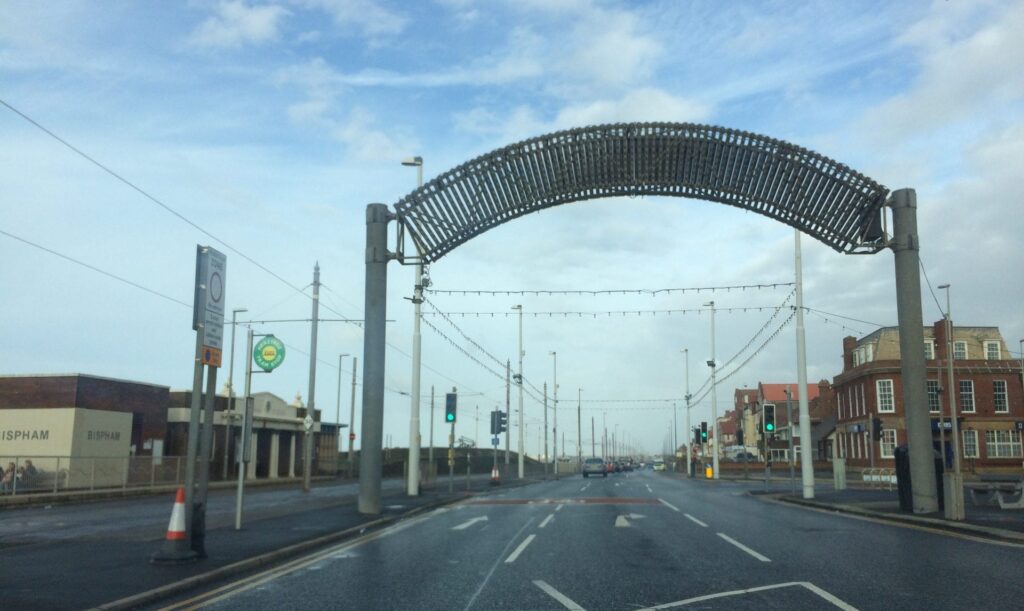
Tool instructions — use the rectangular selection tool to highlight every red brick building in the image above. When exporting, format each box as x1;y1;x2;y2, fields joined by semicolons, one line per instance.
833;321;1024;475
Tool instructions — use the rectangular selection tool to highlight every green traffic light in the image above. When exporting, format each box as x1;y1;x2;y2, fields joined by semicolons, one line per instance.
765;423;775;432
446;413;455;422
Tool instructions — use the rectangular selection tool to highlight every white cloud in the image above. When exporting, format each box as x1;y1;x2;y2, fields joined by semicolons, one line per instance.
558;8;662;92
297;0;408;38
188;0;290;49
858;1;1024;140
553;88;711;129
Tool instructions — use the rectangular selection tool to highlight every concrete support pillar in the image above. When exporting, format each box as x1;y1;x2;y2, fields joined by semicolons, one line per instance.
289;434;296;477
359;203;392;515
890;188;939;513
270;432;280;479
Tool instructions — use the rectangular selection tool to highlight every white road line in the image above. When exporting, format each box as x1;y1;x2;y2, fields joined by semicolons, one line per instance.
716;533;771;562
539;514;555;529
658;498;680;512
555;504;564;512
684;513;707;528
645;484;653;492
452;516;489;530
504;534;537;563
533;580;586;610
614;515;631;527
801;582;860;611
635;581;857;611
462;518;534;611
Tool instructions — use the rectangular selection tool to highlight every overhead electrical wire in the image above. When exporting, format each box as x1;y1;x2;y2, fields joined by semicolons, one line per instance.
421;305;793;319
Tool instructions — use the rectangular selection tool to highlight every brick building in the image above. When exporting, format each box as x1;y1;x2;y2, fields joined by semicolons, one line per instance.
833;322;1024;475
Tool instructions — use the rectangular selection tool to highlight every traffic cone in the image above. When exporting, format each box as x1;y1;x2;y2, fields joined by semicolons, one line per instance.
490;465;501;486
150;488;198;565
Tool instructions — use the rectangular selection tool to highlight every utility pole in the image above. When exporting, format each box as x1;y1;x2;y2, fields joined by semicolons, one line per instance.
304;263;320;493
224;307;247;480
336;353;349;476
577;388;583;468
428;386;435;468
513;305;524;479
794;229;815;499
403;156;425;498
591;416;596;456
505;359;511;465
672;402;678;471
347;357;357;479
543;383;549;478
550;351;558;479
939;283;964;520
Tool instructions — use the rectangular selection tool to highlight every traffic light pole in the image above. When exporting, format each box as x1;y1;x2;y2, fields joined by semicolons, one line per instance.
448;418;455;493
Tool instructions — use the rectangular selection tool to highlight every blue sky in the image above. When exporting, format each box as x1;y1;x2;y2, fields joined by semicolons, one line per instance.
2;0;1022;456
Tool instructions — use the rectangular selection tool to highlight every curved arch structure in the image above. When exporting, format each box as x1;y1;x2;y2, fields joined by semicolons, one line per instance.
394;123;889;263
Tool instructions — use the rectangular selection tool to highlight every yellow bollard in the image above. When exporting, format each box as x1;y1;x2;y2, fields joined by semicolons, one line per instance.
705;465;713;479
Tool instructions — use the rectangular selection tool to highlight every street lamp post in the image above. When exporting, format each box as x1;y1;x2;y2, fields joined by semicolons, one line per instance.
335;353;349;476
402;156;424;497
550;351;558;479
938;283;965;520
512;305;524;479
577;387;582;470
682;348;691;477
706;301;719;480
224;307;247;480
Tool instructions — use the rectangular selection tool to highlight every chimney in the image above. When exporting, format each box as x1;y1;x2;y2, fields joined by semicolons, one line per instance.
842;336;857;371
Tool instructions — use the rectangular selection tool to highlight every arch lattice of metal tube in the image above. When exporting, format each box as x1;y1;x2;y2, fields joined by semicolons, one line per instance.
394;123;890;263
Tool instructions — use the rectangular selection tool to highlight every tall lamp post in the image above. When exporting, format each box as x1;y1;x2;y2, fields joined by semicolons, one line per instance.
938;283;964;520
550;351;558;479
402;156;424;497
224;307;247;480
335;353;349;476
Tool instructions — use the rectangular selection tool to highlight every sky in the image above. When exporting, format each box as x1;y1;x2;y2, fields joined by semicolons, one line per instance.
2;0;1022;458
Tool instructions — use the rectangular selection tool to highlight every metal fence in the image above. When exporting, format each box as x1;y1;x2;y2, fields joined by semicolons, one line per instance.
861;467;897;490
0;455;189;497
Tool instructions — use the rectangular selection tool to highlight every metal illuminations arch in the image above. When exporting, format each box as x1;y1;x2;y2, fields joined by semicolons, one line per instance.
359;123;938;517
393;123;889;263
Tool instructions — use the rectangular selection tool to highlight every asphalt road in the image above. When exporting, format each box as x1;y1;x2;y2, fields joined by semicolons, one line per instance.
157;469;1024;610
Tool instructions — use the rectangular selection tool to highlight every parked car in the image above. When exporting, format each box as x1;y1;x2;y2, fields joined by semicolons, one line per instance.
583;457;607;478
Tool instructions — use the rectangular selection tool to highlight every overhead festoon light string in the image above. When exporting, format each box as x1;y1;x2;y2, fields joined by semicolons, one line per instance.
425;281;795;297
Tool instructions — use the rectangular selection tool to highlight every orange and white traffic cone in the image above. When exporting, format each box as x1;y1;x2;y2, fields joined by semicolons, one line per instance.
489;465;501;486
150;487;198;565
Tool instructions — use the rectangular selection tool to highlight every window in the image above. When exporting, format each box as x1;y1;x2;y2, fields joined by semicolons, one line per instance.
837;393;843;420
963;430;978;459
954;341;967;360
865;344;874;363
880;429;897;458
994;381;1008;413
984;341;1001;360
876;379;895;413
985;430;1023;458
927;380;941;413
924;341;935;360
959;380;975;413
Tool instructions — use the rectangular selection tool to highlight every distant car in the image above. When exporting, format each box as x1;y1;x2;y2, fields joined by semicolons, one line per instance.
653;460;666;471
582;457;607;478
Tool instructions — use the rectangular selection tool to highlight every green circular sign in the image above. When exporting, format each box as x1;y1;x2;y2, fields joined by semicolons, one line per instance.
253;335;285;372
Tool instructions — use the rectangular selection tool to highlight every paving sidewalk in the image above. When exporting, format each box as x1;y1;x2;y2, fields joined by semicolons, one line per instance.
0;474;542;611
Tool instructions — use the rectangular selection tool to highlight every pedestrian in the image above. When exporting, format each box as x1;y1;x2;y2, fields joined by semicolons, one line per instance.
1;462;14;493
22;460;39;490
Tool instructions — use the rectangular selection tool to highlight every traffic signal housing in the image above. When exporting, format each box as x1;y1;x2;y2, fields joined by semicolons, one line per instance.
872;417;882;441
490;410;508;434
700;421;708;442
445;393;457;423
763;404;776;433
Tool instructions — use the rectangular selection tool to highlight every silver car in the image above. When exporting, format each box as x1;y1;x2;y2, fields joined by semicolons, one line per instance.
582;457;607;478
